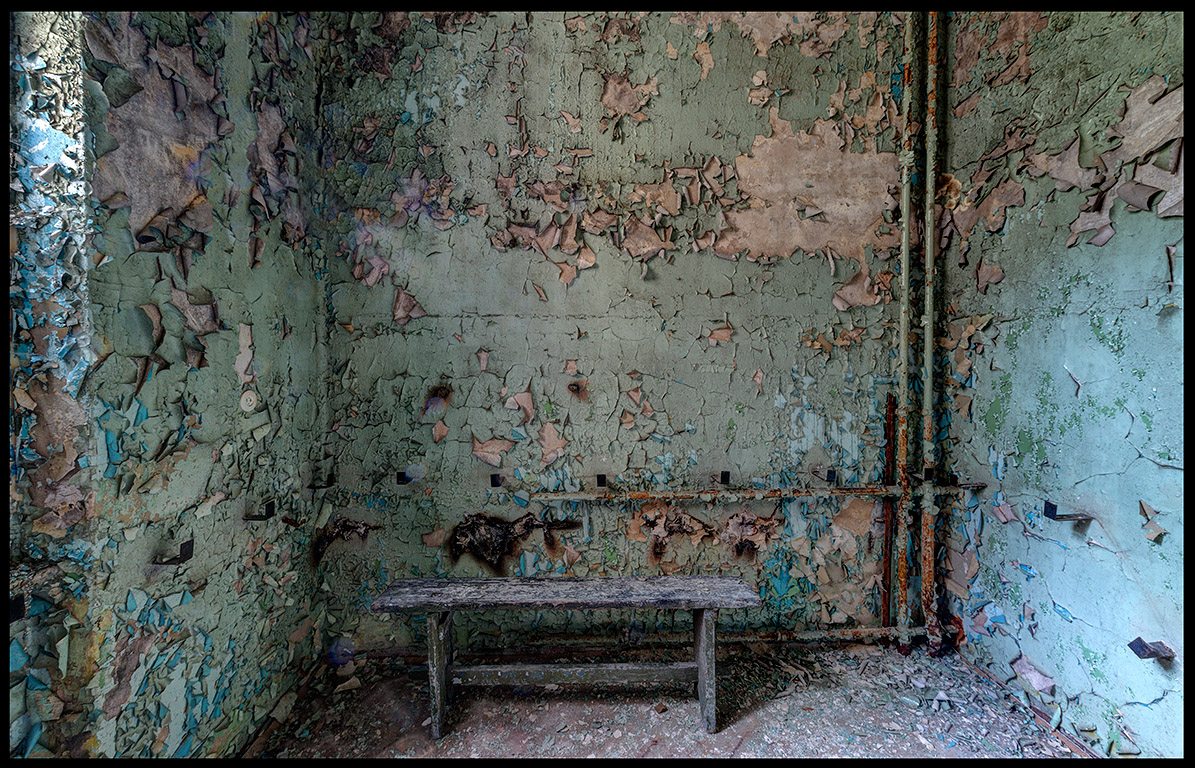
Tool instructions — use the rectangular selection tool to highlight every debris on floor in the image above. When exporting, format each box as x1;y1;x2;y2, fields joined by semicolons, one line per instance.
260;643;1078;758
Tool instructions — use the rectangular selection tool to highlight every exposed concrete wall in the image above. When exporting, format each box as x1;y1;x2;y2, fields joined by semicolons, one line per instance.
936;11;1183;759
308;12;913;651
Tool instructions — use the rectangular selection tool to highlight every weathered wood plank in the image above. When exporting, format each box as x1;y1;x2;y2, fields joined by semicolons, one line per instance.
694;608;717;734
444;617;455;705
427;611;453;739
371;576;761;613
450;662;698;686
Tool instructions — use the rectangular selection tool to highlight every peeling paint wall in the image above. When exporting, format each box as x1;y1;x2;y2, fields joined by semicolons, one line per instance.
309;11;914;652
10;11;330;757
10;10;96;758
935;11;1183;759
78;11;333;757
9;9;1183;759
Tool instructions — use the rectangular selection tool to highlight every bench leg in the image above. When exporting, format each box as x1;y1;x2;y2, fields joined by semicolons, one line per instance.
445;616;455;705
427;611;454;739
694;608;717;734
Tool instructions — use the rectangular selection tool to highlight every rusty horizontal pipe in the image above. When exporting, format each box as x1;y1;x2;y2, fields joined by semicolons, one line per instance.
749;626;926;643
509;485;979;505
521;486;901;503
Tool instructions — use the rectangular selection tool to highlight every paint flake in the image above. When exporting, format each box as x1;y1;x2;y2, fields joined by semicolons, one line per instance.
537;422;569;467
620;217;674;261
694;41;714;79
707;319;734;346
504;388;535;425
1010;654;1055;694
832;262;881;310
975;260;1005;294
471;435;514;467
234;324;254;384
560;110;582;133
992;503;1016;523
393;285;427;325
600;72;650;124
833;498;877;538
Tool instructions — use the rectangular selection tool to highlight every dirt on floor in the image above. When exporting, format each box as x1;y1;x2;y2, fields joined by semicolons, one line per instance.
259;641;1081;758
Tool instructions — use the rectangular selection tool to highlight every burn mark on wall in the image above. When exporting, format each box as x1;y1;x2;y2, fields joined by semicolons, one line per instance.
312;517;383;566
566;379;590;401
422;383;452;420
445;512;581;574
627;501;717;567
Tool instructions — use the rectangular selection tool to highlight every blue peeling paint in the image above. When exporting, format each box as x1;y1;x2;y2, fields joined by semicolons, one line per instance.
10;640;30;672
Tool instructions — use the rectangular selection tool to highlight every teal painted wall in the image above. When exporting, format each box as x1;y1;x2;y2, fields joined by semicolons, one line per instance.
307;11;913;654
936;11;1183;758
9;10;1183;758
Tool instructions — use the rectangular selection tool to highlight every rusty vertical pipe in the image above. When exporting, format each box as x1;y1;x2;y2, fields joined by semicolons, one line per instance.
881;393;896;627
920;13;940;481
895;10;918;644
919;11;942;650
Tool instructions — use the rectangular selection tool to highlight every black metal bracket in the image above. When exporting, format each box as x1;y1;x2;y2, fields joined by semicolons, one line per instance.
1043;500;1094;521
939;470;987;490
811;467;838;485
1128;637;1175;661
720;470;731;485
244;498;276;521
596;474;608;488
153;539;194;566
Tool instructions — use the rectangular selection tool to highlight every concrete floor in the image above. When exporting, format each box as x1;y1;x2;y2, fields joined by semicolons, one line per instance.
259;642;1080;758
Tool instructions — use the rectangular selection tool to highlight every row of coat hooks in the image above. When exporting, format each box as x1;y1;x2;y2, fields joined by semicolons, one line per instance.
483;470;769;490
148;496;295;567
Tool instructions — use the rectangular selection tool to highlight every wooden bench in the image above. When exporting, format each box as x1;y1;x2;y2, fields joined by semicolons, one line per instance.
370;575;761;738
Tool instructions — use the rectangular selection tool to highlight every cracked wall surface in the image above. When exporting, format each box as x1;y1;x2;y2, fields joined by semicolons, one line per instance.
935;11;1183;759
10;11;94;758
8;9;1183;759
308;12;914;654
11;11;333;758
79;11;333;757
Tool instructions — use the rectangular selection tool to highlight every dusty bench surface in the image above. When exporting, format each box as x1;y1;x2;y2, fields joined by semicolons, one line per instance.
370;575;761;613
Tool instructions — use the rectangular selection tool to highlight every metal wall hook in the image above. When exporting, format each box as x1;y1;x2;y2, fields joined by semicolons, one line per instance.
244;499;276;521
153;539;194;566
1043;500;1093;522
1128;637;1175;661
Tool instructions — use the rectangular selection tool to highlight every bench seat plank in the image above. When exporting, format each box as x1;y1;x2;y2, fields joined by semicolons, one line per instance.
370;575;761;613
